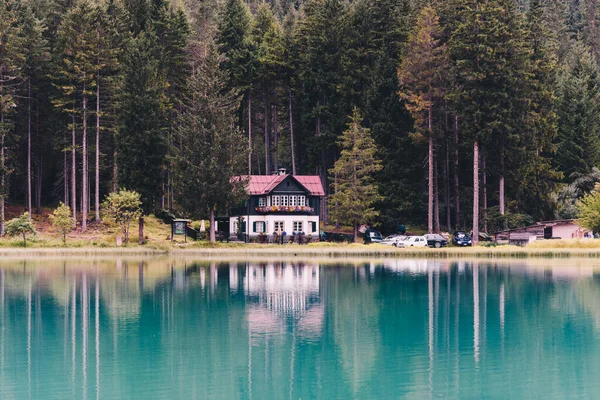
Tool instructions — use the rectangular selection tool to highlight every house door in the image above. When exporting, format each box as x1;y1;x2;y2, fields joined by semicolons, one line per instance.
544;226;552;239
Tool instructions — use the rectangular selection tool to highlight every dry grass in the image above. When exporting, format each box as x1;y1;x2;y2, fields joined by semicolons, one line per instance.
526;239;600;249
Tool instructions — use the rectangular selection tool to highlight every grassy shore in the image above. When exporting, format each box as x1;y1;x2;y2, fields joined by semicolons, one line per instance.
4;208;600;258
4;242;600;258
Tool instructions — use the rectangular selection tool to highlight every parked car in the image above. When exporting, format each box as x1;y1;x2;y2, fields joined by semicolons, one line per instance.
366;229;383;244
381;234;407;247
425;233;448;248
397;235;428;248
452;231;472;246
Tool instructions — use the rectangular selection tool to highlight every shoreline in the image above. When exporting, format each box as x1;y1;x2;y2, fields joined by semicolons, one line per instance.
2;244;600;258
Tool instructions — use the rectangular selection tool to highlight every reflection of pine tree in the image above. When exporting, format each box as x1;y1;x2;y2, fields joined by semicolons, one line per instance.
330;269;381;396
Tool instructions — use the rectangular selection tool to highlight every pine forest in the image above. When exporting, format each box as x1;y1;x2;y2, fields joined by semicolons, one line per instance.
2;0;600;239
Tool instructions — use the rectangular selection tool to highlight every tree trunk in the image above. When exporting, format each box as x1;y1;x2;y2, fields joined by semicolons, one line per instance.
27;78;32;218
473;139;480;245
248;92;252;175
499;151;505;215
454;116;460;230
353;221;358;243
138;217;144;245
428;106;434;234
273;103;279;172
0;79;4;235
209;207;216;243
82;84;88;232
35;101;41;214
289;88;296;175
35;157;42;214
445;138;451;231
434;149;440;233
112;147;118;193
334;165;339;230
482;151;487;233
264;94;270;174
0;127;4;236
64;131;68;205
95;73;100;222
71;106;77;230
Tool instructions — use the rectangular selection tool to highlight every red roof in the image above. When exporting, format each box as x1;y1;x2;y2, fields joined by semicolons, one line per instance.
240;174;325;196
295;175;326;196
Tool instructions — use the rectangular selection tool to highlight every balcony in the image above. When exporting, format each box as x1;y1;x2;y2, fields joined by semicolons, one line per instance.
255;205;315;214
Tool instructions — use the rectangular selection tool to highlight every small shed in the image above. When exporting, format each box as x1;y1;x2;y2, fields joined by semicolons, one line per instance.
495;219;589;244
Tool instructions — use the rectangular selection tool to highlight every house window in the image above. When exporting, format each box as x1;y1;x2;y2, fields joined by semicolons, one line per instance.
258;197;267;207
274;221;285;233
254;221;265;233
281;195;289;206
293;221;303;233
290;195;297;206
272;196;280;206
310;221;317;233
298;196;306;206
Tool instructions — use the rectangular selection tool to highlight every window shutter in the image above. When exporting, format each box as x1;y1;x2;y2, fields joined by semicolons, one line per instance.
311;222;317;232
242;221;246;233
253;222;257;232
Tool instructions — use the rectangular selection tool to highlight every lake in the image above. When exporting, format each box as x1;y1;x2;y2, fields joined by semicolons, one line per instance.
0;257;599;399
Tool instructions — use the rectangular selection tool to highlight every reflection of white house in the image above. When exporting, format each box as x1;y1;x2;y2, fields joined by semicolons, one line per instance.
240;263;323;336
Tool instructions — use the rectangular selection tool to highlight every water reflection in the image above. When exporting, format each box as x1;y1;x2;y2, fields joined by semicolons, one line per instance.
0;258;600;398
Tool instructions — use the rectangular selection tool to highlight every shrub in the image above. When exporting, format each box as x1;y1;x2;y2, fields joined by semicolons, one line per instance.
577;185;600;233
49;202;73;245
5;213;37;247
101;189;142;244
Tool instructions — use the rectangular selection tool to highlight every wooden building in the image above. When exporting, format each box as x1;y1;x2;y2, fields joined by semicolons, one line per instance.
495;219;589;245
229;169;325;240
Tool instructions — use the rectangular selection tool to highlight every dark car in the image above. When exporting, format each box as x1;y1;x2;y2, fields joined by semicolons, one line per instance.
452;231;472;246
425;234;448;248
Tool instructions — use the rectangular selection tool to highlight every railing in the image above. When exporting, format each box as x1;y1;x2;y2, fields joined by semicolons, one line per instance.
255;205;314;214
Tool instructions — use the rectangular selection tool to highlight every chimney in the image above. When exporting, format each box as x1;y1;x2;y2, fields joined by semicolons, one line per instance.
278;168;287;176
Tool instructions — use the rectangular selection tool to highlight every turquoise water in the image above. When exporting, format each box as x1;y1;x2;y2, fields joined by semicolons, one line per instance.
1;258;600;399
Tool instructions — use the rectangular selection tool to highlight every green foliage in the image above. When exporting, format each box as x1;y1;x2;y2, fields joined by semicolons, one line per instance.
555;41;600;178
5;212;36;246
555;168;600;219
101;189;142;244
485;206;534;234
577;184;600;233
217;0;256;92
49;202;73;245
328;108;382;240
117;31;167;212
173;43;248;241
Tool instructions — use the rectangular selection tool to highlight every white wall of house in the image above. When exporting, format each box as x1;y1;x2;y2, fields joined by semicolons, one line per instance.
230;215;320;237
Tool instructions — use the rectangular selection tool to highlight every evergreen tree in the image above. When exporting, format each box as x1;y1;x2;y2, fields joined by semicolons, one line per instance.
328;108;382;241
117;31;166;213
217;0;256;174
449;0;529;242
173;43;248;242
398;5;448;233
555;41;600;179
0;0;25;235
19;6;49;218
54;1;99;231
514;0;561;220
